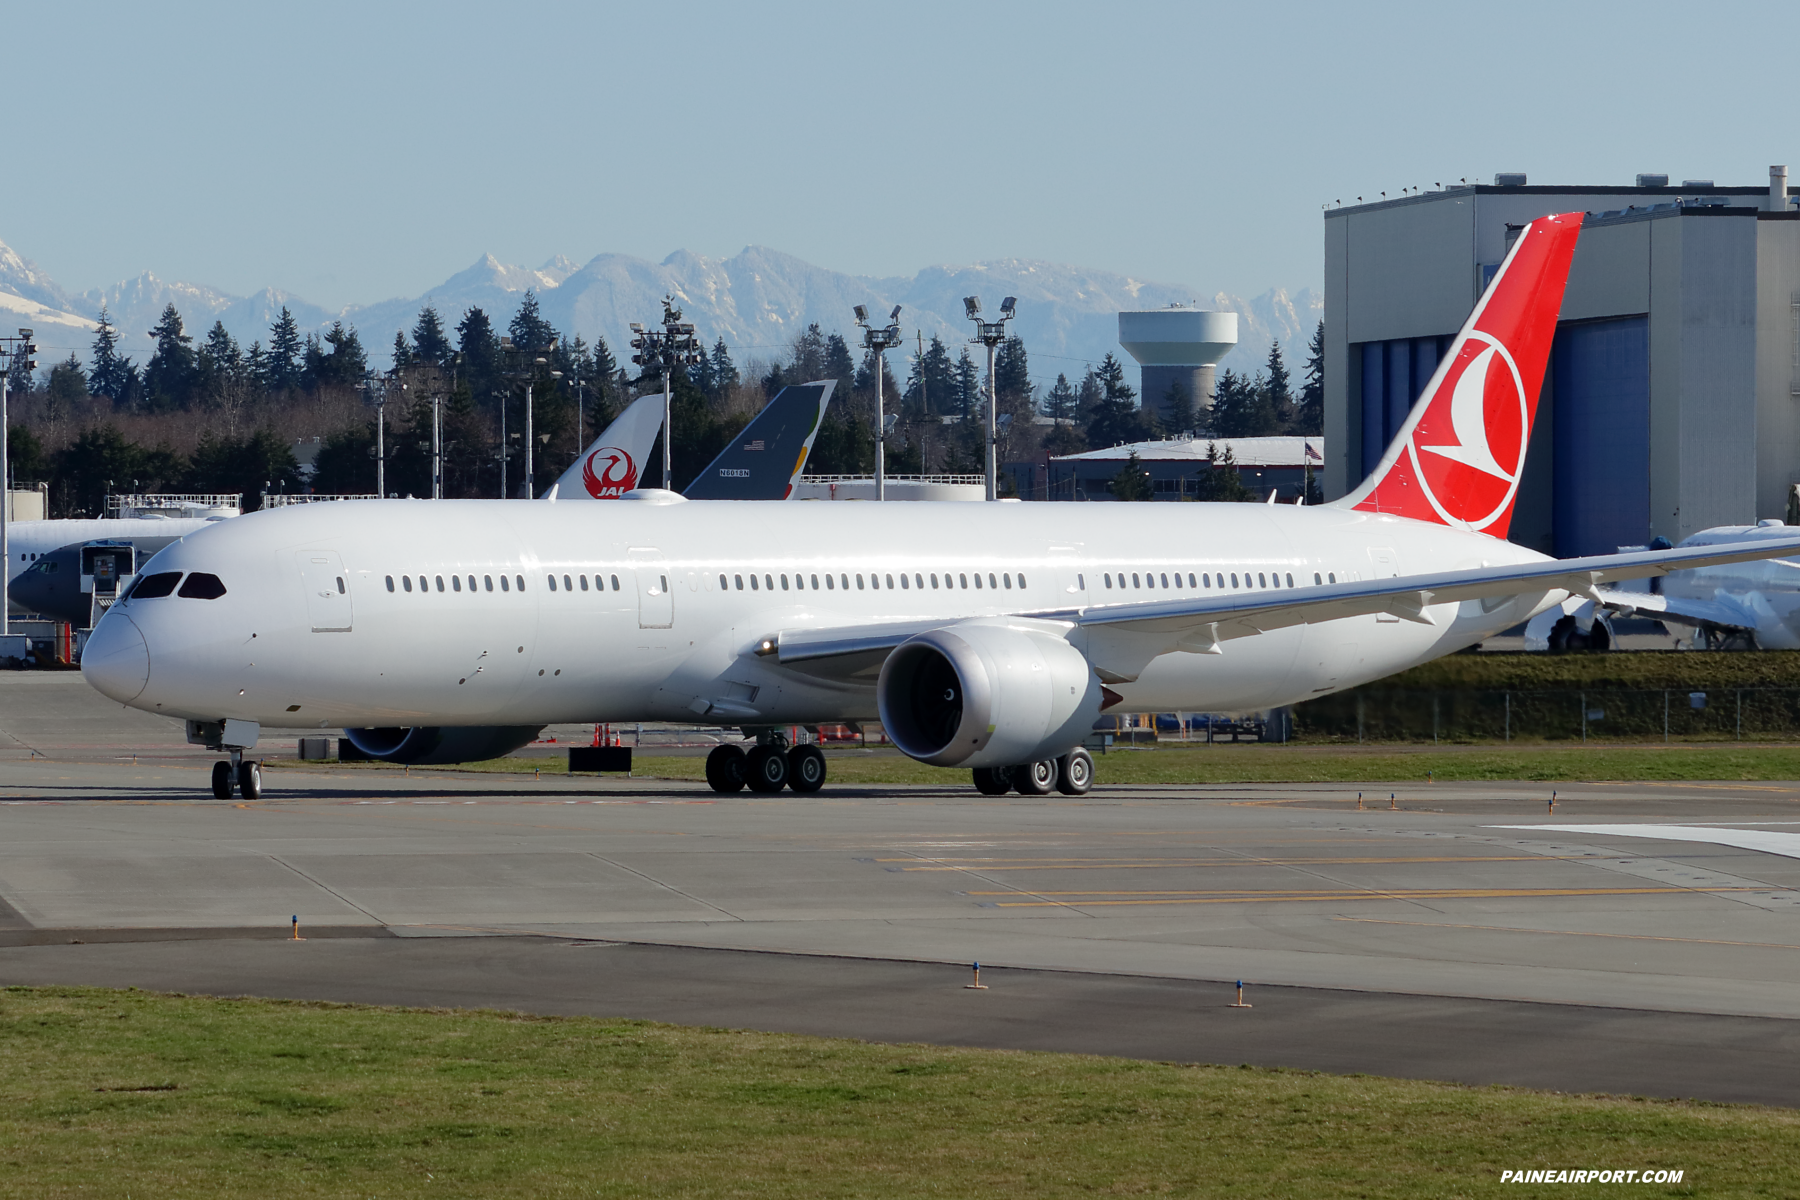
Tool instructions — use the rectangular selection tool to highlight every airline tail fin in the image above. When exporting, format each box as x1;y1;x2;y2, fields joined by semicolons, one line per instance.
682;381;834;501
545;392;665;499
1331;210;1583;538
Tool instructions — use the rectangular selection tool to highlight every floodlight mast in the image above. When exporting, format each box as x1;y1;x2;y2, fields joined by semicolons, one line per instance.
0;328;38;640
630;298;703;488
855;303;905;500
965;296;1016;501
500;337;561;497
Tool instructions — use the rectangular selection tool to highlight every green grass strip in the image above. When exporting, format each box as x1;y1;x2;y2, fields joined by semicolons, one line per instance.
0;986;1790;1197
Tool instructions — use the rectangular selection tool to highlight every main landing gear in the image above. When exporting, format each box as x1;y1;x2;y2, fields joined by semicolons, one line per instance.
706;735;826;795
210;749;262;800
972;748;1092;797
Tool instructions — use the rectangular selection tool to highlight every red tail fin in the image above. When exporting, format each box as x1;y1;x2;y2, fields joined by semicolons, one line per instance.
1335;210;1583;537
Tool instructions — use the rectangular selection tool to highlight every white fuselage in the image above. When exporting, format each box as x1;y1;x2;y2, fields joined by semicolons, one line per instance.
85;497;1561;732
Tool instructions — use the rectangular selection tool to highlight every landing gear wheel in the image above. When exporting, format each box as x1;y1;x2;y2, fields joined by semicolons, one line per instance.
787;745;826;793
1056;748;1093;796
1014;759;1057;795
237;760;262;800
211;761;234;799
705;744;748;793
745;744;790;793
971;766;1012;796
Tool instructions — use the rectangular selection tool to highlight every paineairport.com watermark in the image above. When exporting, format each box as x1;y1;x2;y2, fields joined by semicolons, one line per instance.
1501;1169;1684;1184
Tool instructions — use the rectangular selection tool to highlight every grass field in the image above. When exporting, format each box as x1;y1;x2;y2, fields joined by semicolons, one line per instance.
286;741;1800;786
0;986;1787;1198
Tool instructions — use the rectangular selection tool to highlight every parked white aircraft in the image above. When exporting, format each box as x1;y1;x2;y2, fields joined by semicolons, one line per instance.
80;213;1800;801
1593;522;1800;649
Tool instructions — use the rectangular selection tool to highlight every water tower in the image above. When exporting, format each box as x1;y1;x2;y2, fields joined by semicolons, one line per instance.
1117;308;1237;427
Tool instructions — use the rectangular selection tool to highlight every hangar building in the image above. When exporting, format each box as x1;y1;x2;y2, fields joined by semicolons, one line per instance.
1322;169;1800;555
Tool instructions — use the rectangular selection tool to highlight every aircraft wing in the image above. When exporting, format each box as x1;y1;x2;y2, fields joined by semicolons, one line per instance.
1593;585;1758;634
543;392;665;499
768;535;1800;680
683;382;834;500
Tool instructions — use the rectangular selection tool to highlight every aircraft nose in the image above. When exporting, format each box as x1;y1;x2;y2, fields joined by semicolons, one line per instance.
81;612;150;703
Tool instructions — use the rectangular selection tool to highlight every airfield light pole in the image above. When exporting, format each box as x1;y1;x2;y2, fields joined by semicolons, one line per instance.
0;329;39;640
501;337;562;498
629;297;702;490
855;304;904;500
964;296;1017;501
363;373;389;498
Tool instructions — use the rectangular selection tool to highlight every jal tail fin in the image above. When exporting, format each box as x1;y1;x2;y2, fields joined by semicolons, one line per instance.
1332;210;1583;538
545;392;665;499
682;381;834;500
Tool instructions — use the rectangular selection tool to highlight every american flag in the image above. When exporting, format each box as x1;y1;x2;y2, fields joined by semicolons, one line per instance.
743;439;766;452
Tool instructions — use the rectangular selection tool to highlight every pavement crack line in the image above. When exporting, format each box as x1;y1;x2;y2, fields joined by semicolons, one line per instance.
267;855;386;925
585;854;744;921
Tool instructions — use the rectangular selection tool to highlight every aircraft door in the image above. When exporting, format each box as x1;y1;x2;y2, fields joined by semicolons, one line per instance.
629;548;673;628
297;551;353;632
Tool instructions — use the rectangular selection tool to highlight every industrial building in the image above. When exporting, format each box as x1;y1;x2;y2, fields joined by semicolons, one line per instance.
1043;436;1322;501
1323;169;1800;555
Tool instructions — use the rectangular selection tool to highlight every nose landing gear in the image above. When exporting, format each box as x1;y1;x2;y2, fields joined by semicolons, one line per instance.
210;749;263;800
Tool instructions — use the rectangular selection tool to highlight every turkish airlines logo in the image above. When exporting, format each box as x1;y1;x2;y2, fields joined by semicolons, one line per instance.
580;446;638;498
1404;331;1528;532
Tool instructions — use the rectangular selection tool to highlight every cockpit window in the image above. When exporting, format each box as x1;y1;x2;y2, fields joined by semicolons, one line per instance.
177;572;227;599
127;571;182;600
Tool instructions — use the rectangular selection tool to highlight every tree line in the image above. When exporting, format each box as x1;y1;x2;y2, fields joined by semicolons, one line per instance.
4;293;1324;514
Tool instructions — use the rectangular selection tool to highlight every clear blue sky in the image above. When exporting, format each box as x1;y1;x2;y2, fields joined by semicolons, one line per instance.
7;0;1796;309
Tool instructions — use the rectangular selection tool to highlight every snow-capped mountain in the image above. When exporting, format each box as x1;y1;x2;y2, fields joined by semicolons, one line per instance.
0;238;1319;390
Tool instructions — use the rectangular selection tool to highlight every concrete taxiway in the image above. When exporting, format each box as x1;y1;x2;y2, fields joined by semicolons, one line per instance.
8;673;1800;1103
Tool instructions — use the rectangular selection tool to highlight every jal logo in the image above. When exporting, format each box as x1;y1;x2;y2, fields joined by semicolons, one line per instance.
1405;332;1528;531
581;446;638;498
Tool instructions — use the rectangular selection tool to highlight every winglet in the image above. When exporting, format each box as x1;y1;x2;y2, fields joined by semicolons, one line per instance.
1333;211;1584;538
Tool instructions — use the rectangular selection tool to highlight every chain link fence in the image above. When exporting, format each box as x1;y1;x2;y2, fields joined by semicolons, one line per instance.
1293;687;1800;743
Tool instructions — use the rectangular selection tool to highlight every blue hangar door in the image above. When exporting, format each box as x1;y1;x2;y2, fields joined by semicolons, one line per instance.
1551;316;1649;558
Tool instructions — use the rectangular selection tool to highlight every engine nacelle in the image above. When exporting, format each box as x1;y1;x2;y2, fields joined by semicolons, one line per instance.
877;620;1102;768
341;725;544;765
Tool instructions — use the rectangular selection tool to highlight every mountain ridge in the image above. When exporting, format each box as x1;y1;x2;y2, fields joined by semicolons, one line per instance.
0;240;1320;391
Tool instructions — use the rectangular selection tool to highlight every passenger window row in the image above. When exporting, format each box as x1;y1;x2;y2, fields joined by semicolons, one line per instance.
718;570;1027;593
1101;568;1338;592
384;572;630;595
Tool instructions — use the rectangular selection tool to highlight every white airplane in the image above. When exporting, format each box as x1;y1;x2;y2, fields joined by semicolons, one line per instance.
80;212;1800;802
1592;522;1800;650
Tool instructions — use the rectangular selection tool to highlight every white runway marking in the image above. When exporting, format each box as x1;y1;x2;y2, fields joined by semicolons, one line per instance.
1490;824;1800;860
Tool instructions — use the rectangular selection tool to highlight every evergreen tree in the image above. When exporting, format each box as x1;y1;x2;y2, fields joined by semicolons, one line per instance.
143;304;196;410
1109;451;1152;501
507;290;557;351
411;304;453;367
321;322;367;385
1265;341;1292;413
788;323;828;382
392;331;413;370
822;332;856;396
7;422;46;485
1194;441;1252;502
1162;379;1197;436
1295;320;1324;436
954;348;980;419
1042;372;1077;421
456;308;501;401
1095;352;1136;404
995;335;1031;406
1042;420;1086;457
904;335;954;416
88;305;136;403
1210;368;1279;437
760;362;787;399
43;358;87;436
265;306;304;392
708;339;738;395
1075;366;1105;421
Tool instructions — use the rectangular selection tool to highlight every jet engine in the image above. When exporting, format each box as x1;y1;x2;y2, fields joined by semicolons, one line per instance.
340;725;545;765
876;620;1102;769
